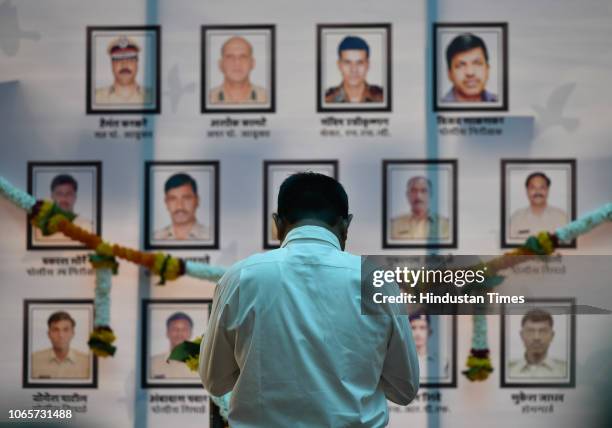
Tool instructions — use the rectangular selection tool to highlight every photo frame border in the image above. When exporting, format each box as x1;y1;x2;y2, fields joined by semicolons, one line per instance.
141;298;213;389
201;24;276;114
500;158;577;249
316;22;392;113
500;297;576;388
263;160;339;249
433;22;508;112
27;161;103;251
420;315;458;389
22;299;98;389
86;25;162;115
382;159;458;249
144;160;220;250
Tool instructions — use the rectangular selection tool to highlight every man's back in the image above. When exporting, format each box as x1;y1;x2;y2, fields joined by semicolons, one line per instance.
201;225;419;427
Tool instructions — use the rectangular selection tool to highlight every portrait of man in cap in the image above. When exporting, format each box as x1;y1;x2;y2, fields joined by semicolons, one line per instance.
87;26;160;114
95;36;152;105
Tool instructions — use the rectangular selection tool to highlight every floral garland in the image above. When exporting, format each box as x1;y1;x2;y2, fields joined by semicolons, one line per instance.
0;176;226;357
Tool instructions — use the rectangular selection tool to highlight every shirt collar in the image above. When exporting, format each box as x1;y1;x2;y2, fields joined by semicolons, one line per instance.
50;349;76;364
280;225;341;250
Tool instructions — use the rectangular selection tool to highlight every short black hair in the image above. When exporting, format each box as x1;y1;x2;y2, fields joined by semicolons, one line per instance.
166;312;194;329
445;33;489;70
277;172;349;227
47;311;76;328
521;308;553;328
525;172;551;188
164;173;197;195
338;36;370;58
50;174;78;193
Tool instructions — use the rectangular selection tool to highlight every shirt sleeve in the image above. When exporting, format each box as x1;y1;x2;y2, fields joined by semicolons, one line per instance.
199;271;241;396
380;296;420;405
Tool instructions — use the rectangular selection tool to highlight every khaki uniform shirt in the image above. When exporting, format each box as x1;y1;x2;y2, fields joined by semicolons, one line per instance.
390;213;450;240
31;348;90;379
508;356;567;379
95;85;153;105
150;353;198;379
324;82;384;103
153;222;208;241
509;206;568;239
209;84;267;104
34;216;93;242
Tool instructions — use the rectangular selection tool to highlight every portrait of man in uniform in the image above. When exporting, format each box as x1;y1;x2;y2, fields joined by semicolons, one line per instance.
145;161;219;250
318;24;391;112
87;26;160;114
28;162;101;250
434;23;507;111
502;298;575;387
24;300;97;388
95;36;153;105
150;312;199;380
502;159;575;248
384;160;457;248
142;300;211;388
202;25;275;113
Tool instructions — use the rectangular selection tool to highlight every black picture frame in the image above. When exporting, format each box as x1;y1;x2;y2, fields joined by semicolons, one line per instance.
433;22;508;112
317;23;392;113
263;160;339;249
23;299;98;389
500;297;576;388
141;299;213;389
144;160;220;250
419;315;458;389
500;159;576;248
86;25;161;115
382;159;458;249
27;161;102;251
201;24;276;114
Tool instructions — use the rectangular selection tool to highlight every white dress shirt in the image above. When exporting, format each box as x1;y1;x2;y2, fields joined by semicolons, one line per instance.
200;225;419;427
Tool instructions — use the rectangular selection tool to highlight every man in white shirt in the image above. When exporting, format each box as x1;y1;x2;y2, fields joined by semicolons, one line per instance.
509;172;568;239
201;172;419;427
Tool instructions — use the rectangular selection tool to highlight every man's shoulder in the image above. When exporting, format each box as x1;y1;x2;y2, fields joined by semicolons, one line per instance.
510;206;530;220
391;213;413;224
365;83;384;101
72;349;90;363
153;225;173;240
482;90;498;102
32;348;52;360
324;85;343;102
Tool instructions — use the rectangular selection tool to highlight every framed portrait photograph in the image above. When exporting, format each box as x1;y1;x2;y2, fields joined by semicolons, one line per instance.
141;299;212;388
501;159;576;248
144;161;219;250
86;25;161;114
201;25;275;113
23;299;97;388
263;160;338;249
501;298;576;388
409;312;457;388
383;160;457;249
27;161;102;251
433;22;508;112
317;23;391;112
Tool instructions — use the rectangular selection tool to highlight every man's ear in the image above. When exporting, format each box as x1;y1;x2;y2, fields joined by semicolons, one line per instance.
272;213;285;240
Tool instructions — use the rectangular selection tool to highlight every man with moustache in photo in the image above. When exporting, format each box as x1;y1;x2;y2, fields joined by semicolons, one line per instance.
154;173;208;241
390;176;449;240
95;36;153;104
508;309;567;378
442;33;498;103
150;312;199;379
325;35;384;103
509;172;568;239
31;311;90;379
35;174;93;241
209;36;267;104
